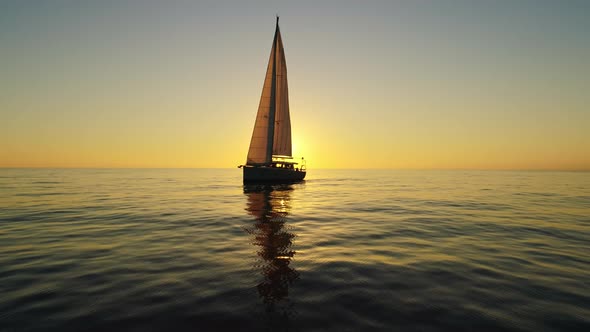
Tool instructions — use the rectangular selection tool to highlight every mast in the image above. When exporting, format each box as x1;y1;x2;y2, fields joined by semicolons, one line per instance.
265;17;280;164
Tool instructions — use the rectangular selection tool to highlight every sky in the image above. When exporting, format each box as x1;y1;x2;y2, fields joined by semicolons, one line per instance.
1;0;589;169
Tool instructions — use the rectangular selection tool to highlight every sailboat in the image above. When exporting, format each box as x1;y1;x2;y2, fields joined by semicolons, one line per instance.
239;17;306;183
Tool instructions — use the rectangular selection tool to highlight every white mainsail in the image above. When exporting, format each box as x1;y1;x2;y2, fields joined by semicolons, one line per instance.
246;19;292;165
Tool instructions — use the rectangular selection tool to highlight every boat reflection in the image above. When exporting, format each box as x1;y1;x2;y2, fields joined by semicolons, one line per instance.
243;184;299;323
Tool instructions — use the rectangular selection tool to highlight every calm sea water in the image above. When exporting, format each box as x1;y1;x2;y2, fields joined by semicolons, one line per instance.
0;169;589;331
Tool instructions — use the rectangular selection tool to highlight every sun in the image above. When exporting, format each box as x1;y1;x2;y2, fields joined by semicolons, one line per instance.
291;135;305;159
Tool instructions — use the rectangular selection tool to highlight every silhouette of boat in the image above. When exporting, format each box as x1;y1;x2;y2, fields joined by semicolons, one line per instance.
239;17;306;183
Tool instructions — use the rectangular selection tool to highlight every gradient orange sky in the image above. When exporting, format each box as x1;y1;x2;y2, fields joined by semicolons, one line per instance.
1;1;589;170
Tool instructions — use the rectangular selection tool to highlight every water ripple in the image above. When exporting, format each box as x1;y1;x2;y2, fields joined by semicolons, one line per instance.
0;169;588;331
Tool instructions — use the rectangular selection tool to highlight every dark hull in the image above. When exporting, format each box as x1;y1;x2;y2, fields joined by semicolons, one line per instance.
243;166;306;183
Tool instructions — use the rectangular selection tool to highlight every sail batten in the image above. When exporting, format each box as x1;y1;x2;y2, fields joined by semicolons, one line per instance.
246;19;292;165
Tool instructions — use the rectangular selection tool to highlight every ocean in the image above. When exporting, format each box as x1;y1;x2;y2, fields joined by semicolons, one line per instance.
0;168;588;331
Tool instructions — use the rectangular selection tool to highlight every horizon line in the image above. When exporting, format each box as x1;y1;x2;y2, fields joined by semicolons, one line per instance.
1;167;588;172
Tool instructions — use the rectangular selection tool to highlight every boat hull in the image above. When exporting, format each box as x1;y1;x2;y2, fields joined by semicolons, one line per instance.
243;166;306;183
